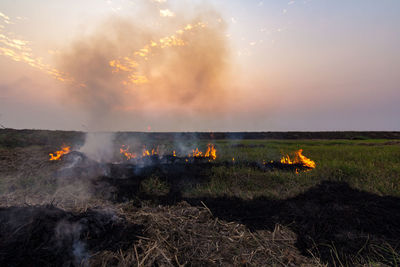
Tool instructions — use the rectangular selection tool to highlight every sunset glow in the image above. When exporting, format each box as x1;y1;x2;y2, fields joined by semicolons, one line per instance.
0;1;399;131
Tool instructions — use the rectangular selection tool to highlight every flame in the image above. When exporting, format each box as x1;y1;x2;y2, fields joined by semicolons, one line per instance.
189;144;217;160
280;149;316;169
120;145;137;160
49;145;71;161
204;144;217;160
119;144;216;160
190;148;203;157
120;145;160;160
142;146;158;157
142;149;150;157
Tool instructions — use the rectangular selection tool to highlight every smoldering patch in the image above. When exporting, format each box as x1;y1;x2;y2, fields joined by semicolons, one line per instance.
0;205;143;266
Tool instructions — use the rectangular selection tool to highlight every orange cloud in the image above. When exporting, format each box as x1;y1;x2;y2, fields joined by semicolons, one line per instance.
0;12;73;83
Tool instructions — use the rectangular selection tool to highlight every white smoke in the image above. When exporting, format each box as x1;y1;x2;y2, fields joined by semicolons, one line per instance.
55;220;89;266
79;132;115;163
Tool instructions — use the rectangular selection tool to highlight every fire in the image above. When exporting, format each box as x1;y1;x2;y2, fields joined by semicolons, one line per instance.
119;144;217;160
49;145;71;161
204;144;217;160
120;145;160;160
280;149;316;169
189;144;217;160
142;148;150;157
120;145;137;160
190;148;203;157
142;146;158;157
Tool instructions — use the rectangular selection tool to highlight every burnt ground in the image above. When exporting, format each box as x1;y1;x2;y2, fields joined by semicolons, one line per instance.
109;177;400;266
1;179;399;266
1;131;400;266
0;148;321;266
101;158;309;203
0;206;143;266
63;156;400;266
187;182;400;266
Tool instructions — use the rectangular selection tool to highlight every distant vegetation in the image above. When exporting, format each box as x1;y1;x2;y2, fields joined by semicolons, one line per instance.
1;128;400;148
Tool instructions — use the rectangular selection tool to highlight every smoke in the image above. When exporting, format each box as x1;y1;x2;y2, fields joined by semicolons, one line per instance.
57;1;231;130
49;132;116;204
50;132;116;206
55;220;89;266
79;132;115;163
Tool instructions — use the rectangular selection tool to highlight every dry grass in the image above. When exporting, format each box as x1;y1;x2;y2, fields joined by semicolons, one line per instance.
90;201;319;267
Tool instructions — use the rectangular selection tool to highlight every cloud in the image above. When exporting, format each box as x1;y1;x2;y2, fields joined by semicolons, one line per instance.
0;12;69;82
55;1;232;130
159;9;175;17
0;12;12;24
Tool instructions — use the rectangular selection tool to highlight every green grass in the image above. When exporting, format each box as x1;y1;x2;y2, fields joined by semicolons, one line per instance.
112;138;400;199
3;138;399;200
178;139;400;199
141;174;170;196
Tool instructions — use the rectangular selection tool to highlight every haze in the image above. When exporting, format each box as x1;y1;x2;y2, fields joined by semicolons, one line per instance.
0;0;399;131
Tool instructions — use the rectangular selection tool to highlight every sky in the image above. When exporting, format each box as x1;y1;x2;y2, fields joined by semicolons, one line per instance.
0;0;399;131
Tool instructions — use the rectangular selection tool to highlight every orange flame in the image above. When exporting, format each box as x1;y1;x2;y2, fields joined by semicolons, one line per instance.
190;148;203;158
49;145;71;161
142;146;158;157
120;145;137;160
119;144;216;160
280;149;316;169
120;145;161;160
142;148;150;157
204;144;217;160
189;144;217;160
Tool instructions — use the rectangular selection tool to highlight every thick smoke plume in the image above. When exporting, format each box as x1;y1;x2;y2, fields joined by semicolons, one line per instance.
57;1;231;130
79;132;115;163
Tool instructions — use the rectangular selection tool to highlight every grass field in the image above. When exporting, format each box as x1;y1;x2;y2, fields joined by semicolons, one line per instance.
0;129;399;266
196;139;400;198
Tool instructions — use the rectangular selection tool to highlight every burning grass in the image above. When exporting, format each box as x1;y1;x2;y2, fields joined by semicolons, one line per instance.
119;143;217;161
1;130;400;266
49;145;71;161
280;149;316;169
